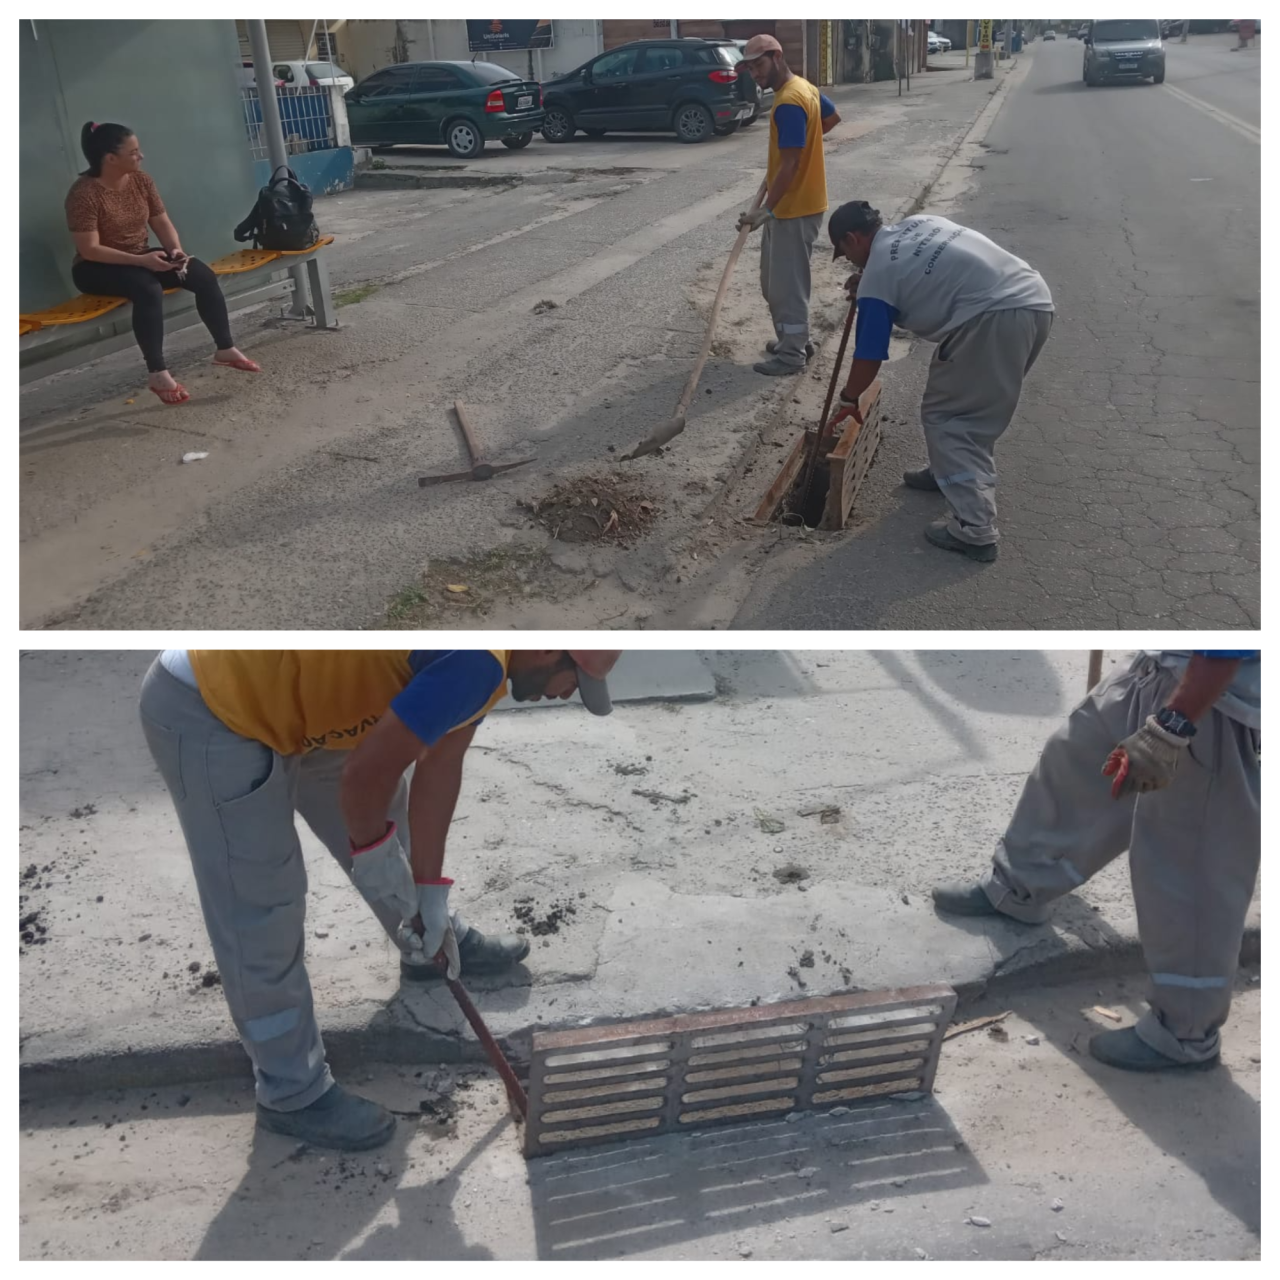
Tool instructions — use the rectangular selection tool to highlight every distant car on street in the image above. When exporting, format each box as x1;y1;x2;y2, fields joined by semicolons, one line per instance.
928;32;952;53
540;38;756;145
345;61;544;159
1044;28;1057;41
241;59;355;91
1083;18;1166;85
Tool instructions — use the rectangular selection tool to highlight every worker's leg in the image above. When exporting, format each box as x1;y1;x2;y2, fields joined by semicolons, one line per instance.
759;215;774;309
138;658;329;1112
761;212;822;369
294;748;407;948
1127;710;1261;1064
980;655;1175;922
921;307;1053;546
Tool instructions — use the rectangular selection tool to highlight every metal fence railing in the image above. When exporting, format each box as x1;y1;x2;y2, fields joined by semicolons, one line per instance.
240;85;336;161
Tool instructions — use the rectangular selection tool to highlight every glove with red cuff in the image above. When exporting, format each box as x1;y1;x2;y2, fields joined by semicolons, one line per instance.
398;879;462;980
349;822;417;919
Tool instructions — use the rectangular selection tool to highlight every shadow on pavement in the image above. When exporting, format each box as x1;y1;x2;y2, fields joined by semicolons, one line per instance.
913;649;1068;717
1007;979;1262;1239
527;1098;983;1259
194;1109;503;1260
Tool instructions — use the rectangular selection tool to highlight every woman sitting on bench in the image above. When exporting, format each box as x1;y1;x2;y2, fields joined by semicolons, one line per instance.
65;122;260;405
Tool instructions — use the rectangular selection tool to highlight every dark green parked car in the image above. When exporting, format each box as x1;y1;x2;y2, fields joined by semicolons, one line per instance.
346;61;544;159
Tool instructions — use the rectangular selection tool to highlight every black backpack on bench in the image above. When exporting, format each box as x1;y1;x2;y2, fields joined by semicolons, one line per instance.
234;165;319;252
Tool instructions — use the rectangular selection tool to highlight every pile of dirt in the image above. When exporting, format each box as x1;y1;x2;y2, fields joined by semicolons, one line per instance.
513;896;579;936
520;475;658;545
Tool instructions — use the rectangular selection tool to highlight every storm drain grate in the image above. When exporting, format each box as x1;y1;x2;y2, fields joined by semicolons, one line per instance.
524;984;956;1157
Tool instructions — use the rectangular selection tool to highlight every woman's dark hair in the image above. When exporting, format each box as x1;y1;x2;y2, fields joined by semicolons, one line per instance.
80;122;134;177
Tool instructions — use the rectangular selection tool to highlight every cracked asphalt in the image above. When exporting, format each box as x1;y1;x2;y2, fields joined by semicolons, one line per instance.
734;36;1259;629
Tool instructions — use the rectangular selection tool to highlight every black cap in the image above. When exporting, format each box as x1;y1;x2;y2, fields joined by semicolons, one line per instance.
829;201;882;260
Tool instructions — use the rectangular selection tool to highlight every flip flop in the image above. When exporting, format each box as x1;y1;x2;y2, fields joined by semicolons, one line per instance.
149;383;190;406
213;356;262;373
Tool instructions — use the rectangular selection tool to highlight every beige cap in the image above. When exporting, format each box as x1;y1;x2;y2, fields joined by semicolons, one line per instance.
740;34;783;60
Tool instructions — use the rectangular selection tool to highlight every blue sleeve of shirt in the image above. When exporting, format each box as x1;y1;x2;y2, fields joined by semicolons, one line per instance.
392;651;505;747
1193;651;1259;659
819;93;836;119
773;102;809;148
852;297;897;361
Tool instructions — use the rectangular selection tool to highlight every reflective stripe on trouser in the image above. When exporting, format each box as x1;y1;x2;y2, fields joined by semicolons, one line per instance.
920;306;1053;546
759;211;822;368
981;655;1261;1063
138;658;410;1110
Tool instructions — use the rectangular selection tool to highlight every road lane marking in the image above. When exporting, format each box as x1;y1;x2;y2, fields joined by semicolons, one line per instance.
1162;82;1260;143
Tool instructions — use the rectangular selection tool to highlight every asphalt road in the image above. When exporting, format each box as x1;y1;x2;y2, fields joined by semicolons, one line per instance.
735;37;1259;630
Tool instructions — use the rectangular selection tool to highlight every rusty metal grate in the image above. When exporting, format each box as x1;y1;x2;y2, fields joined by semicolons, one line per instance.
524;984;956;1157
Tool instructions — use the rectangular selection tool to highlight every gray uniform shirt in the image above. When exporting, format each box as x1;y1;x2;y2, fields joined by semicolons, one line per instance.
857;214;1054;343
1145;651;1261;730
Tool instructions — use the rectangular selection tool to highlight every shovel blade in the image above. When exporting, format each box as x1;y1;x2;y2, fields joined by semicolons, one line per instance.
622;415;686;462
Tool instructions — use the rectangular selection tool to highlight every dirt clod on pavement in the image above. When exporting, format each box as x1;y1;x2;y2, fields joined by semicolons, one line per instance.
773;863;810;885
521;475;657;544
513;897;578;936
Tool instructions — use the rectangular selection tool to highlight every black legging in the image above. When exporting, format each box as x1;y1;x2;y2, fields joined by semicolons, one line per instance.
71;256;235;373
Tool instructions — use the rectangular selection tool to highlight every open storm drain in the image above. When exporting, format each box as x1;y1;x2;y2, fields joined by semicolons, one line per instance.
752;381;884;530
524;983;956;1157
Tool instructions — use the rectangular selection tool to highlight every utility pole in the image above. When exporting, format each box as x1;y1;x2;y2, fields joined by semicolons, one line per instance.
247;19;309;319
966;19;972;68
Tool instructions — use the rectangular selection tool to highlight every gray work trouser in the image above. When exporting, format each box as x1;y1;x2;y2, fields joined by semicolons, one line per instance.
760;212;823;368
921;305;1054;545
138;658;410;1111
982;654;1261;1064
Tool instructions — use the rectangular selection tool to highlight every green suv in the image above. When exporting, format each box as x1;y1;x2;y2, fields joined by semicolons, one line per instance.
346;61;544;158
1082;19;1166;85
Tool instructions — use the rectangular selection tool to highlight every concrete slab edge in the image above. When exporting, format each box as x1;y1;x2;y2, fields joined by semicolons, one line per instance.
19;927;1259;1103
355;170;521;191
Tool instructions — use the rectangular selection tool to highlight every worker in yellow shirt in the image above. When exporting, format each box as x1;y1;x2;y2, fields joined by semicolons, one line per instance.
736;33;841;376
138;648;621;1152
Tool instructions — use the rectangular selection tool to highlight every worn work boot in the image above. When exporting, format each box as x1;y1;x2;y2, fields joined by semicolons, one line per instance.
902;466;941;492
256;1082;396;1151
766;339;816;361
924;520;999;563
932;880;1008;918
1088;1026;1219;1073
753;357;805;377
400;925;531;983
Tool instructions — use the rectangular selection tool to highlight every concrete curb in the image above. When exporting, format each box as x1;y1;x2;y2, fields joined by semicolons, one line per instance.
18;925;1259;1103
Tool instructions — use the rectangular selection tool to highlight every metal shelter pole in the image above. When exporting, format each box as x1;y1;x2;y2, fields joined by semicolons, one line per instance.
248;19;309;319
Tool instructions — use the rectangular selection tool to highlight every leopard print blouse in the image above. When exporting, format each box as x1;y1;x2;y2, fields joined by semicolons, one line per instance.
65;171;166;259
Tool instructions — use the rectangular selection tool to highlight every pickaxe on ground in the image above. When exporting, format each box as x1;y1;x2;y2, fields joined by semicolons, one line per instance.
419;400;536;486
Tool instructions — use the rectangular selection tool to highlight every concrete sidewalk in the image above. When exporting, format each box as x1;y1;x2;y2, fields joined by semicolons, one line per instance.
19;649;1260;1099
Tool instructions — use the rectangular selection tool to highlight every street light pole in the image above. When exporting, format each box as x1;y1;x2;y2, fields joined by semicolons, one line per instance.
247;19;309;319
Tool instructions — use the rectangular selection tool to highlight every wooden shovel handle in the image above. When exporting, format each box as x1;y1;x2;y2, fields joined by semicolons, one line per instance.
672;179;768;421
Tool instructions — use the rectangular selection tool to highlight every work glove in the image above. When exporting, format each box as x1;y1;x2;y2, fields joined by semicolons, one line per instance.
737;207;774;233
1102;716;1190;800
349;822;418;919
398;879;462;980
830;388;865;430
